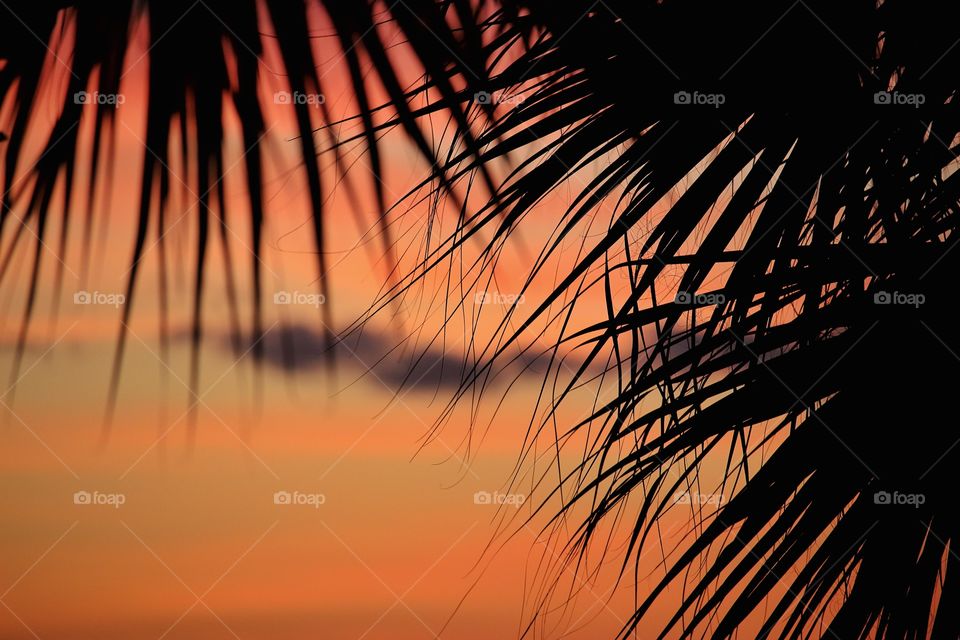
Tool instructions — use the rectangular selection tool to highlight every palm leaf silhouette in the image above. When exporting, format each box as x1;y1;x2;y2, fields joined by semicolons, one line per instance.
3;1;960;638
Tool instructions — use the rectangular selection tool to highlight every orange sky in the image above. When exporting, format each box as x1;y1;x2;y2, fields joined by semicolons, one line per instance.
0;6;762;639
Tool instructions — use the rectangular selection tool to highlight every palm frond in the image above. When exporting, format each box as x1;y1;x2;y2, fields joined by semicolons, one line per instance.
5;0;960;638
344;1;960;637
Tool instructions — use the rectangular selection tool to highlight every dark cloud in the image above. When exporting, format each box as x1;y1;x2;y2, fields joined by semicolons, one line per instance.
246;324;471;392
231;323;703;394
210;322;594;395
192;318;702;395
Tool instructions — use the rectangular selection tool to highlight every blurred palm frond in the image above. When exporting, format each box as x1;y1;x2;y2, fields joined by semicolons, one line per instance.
5;1;960;638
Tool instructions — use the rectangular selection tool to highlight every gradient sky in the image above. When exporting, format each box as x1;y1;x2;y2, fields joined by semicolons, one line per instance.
0;8;754;639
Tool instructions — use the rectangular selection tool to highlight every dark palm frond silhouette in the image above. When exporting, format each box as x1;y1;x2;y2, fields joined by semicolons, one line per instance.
0;0;495;426
4;0;960;638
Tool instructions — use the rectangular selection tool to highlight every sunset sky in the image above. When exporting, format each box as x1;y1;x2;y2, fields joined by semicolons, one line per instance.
0;7;752;639
7;1;958;638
